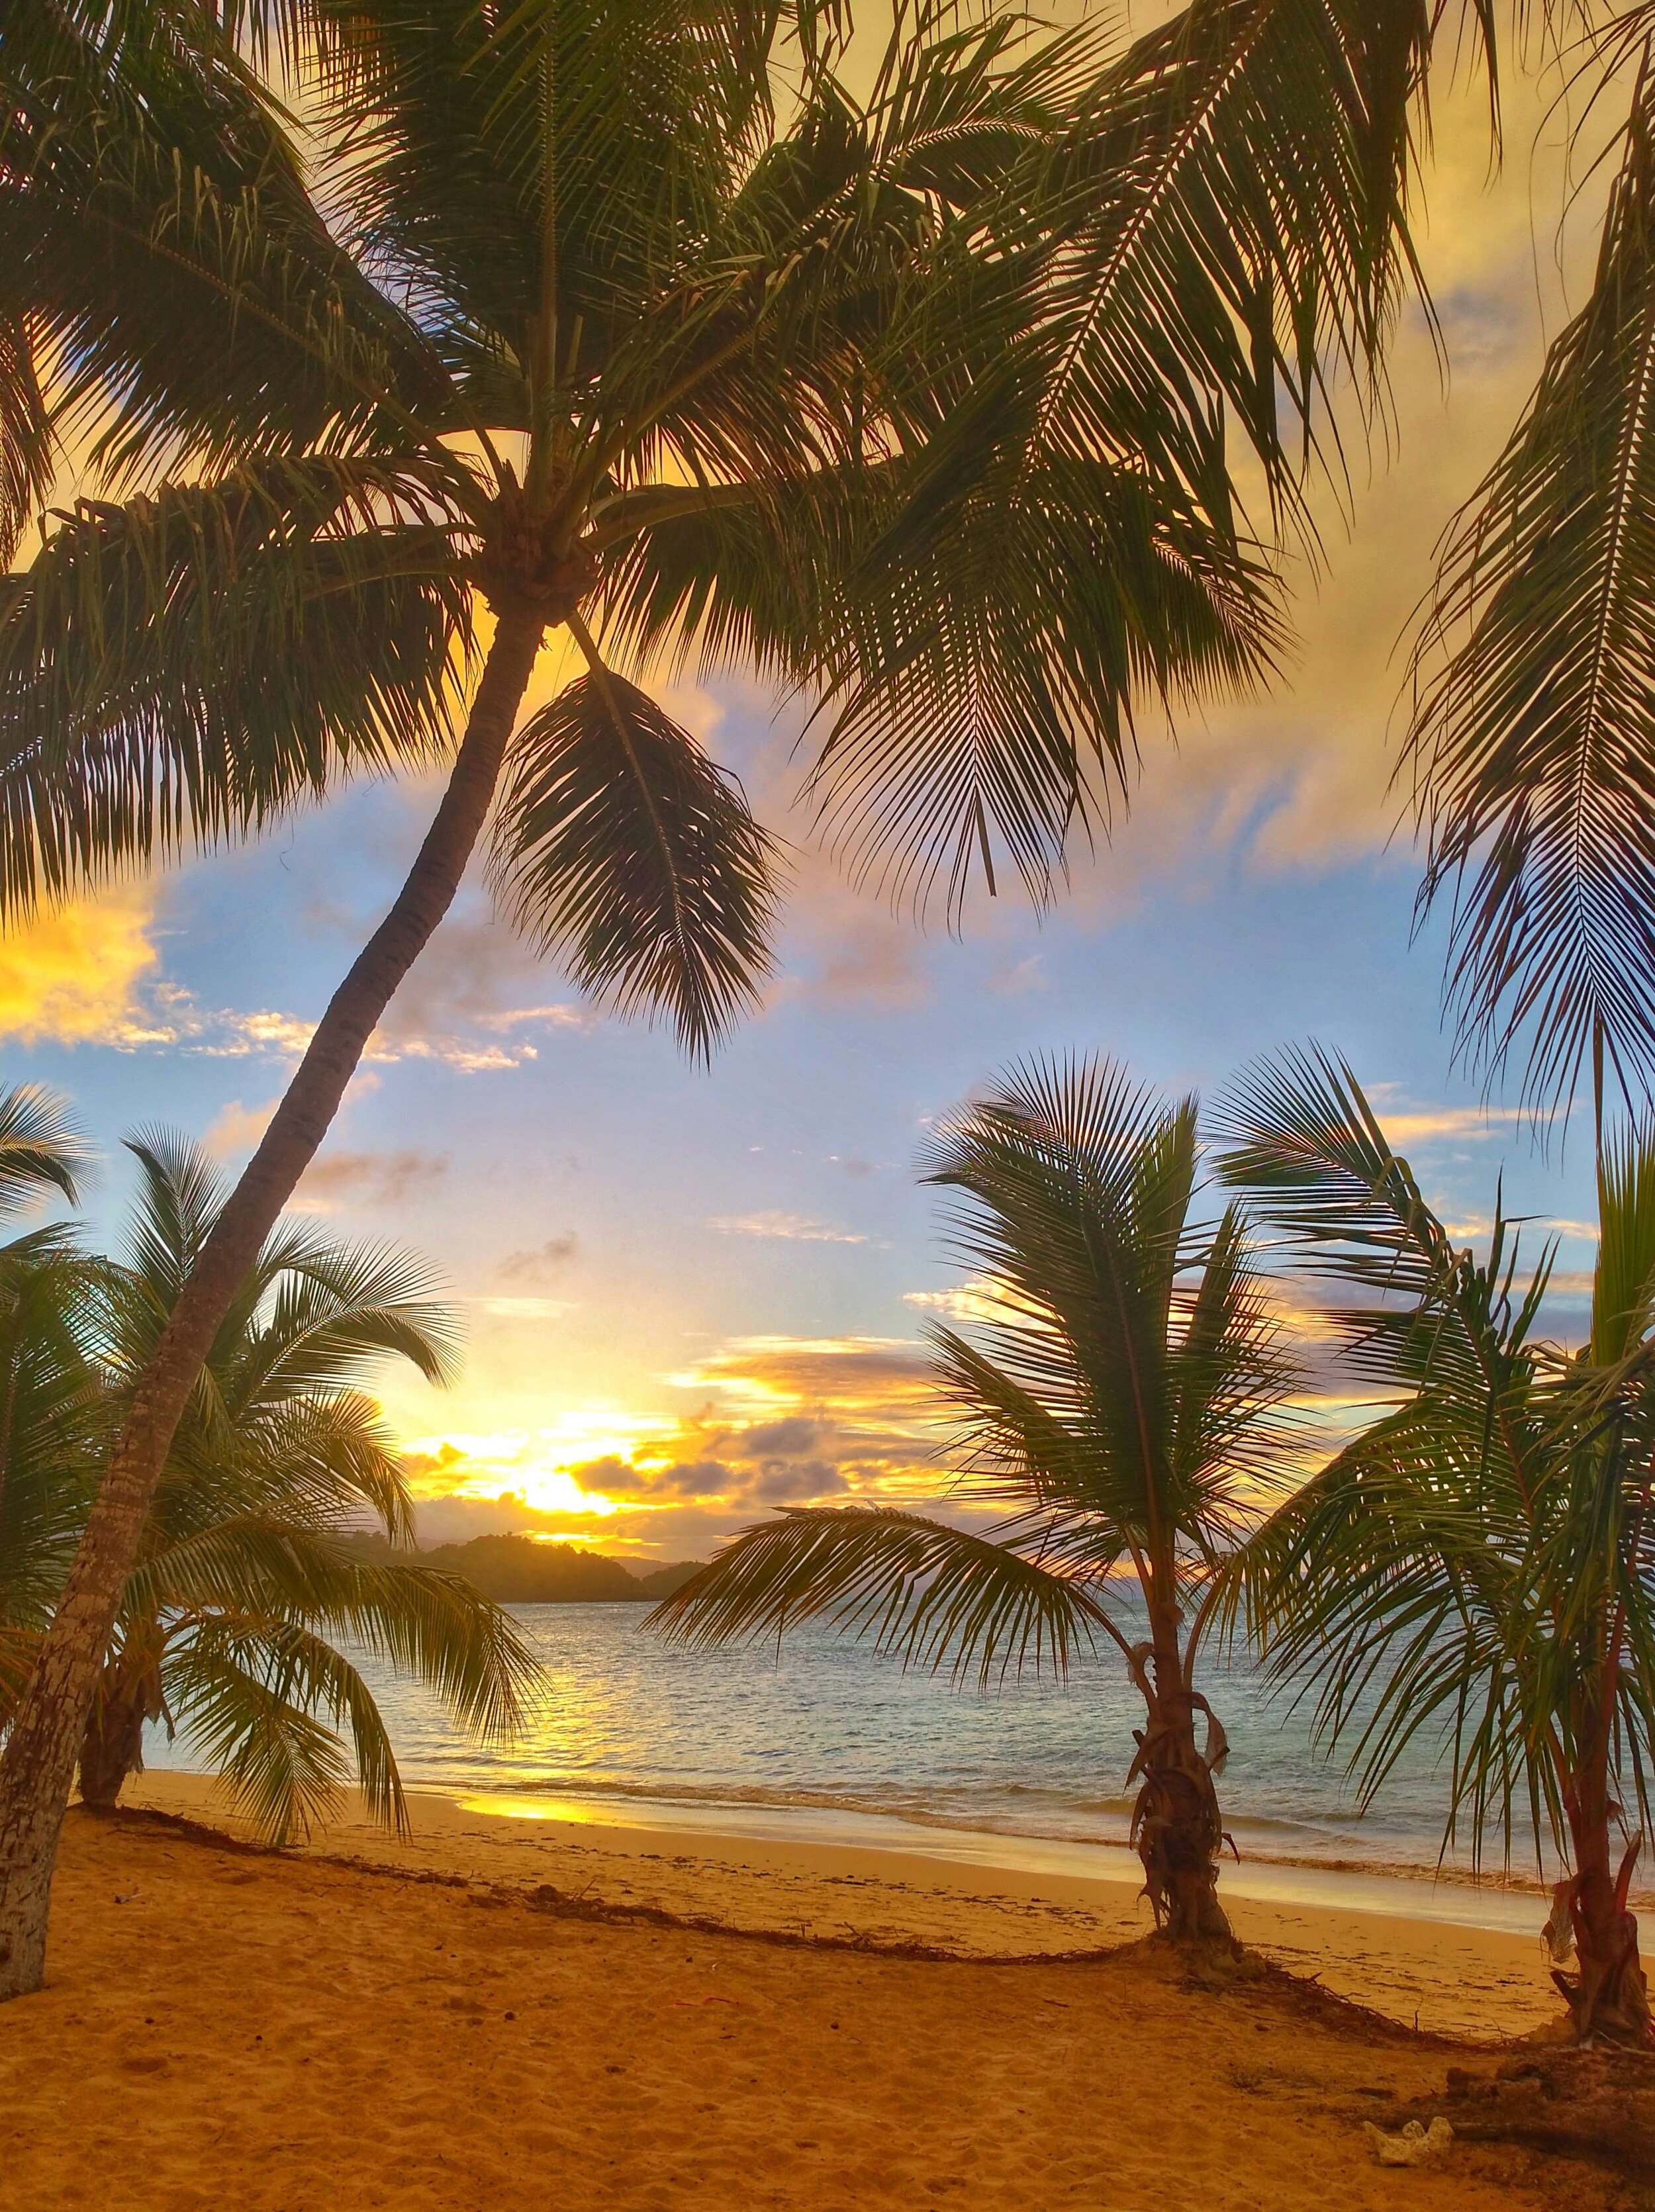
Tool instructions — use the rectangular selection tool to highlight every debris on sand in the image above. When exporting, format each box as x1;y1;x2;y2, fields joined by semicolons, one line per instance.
1363;2117;1454;2167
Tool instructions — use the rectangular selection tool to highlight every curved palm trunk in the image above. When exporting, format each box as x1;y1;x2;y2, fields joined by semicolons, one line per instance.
1131;1604;1231;1945
0;606;545;2001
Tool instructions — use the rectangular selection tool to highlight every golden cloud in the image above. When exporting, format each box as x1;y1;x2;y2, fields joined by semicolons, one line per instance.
0;886;161;1046
399;1334;951;1548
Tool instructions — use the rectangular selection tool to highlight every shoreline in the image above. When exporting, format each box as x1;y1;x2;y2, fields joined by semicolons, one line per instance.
142;1750;1631;1927
444;1783;1579;1934
123;1770;1564;2041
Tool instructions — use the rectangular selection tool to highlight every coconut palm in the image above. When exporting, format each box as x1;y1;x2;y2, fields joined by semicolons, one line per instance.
0;1127;540;1843
651;1057;1297;1942
0;0;1446;1993
1219;1044;1655;2047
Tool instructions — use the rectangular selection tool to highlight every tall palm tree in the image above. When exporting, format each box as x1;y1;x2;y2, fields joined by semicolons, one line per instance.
62;1132;538;1841
651;1058;1298;1943
0;0;1445;1994
1219;1045;1655;2048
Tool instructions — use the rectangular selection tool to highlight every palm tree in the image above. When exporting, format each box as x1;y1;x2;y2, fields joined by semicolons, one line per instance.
1218;1044;1655;2048
0;1087;101;1713
62;1132;538;1841
651;1057;1298;1943
0;0;1444;1993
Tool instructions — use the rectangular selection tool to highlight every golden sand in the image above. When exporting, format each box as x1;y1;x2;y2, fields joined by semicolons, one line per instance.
0;1775;1589;2211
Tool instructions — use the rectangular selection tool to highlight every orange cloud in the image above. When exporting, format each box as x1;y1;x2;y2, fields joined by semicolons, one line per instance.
399;1332;951;1551
0;886;160;1045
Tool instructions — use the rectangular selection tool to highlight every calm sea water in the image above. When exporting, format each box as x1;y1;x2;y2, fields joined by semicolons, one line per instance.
147;1596;1587;1888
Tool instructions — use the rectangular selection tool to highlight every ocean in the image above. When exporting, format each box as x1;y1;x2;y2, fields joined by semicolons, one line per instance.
145;1593;1632;1923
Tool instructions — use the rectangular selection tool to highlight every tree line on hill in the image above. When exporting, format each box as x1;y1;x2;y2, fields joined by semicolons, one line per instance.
342;1532;703;1606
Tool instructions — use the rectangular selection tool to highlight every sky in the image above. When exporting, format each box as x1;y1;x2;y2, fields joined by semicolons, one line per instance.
1;39;1622;1559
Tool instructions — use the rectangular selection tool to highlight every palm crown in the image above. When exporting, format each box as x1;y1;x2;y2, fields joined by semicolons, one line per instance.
653;1056;1297;1940
1;0;1442;958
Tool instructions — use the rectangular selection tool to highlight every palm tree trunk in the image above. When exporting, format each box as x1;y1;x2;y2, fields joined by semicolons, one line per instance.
1558;1723;1653;2047
1132;1604;1231;1946
76;1684;148;1813
0;605;545;2002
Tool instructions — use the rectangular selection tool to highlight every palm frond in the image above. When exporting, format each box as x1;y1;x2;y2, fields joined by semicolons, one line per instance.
0;311;54;567
489;645;778;1059
1215;1041;1554;1402
0;461;476;917
1591;1119;1655;1363
0;3;455;480
163;1627;379;1842
0;1087;89;1217
649;1504;1118;1686
1405;48;1655;1115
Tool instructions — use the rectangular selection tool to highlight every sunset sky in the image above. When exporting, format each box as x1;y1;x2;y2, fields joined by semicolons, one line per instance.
2;53;1616;1559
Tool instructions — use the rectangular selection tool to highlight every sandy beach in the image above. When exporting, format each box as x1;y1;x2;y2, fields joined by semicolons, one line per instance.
0;1774;1609;2212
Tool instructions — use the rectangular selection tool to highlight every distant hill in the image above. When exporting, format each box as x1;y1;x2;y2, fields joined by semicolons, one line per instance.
340;1531;703;1604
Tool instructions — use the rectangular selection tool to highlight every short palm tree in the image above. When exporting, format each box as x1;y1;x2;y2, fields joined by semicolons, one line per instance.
0;1087;101;1713
651;1057;1298;1943
0;0;1444;1992
62;1132;538;1841
1219;1046;1655;2047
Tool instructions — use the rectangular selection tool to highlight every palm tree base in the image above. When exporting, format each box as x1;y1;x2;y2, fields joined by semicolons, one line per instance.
76;1690;145;1813
1552;1943;1654;2051
1133;1755;1233;1944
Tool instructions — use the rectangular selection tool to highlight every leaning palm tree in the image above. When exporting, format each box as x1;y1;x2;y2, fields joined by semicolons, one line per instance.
651;1058;1298;1942
58;1132;538;1841
0;0;1445;1992
1219;1045;1655;2047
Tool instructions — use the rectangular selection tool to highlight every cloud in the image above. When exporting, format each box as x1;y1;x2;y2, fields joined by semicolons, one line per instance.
399;1333;951;1547
902;1277;1002;1322
735;1416;822;1457
205;1096;278;1157
292;1148;449;1210
1374;1106;1524;1146
365;901;593;1068
33;963;583;1076
709;1210;869;1244
568;1448;850;1511
497;1234;580;1283
464;1295;578;1319
0;886;161;1046
474;1005;590;1034
986;953;1047;997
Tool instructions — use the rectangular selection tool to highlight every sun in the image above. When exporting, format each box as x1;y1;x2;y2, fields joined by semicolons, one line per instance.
402;1408;683;1519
